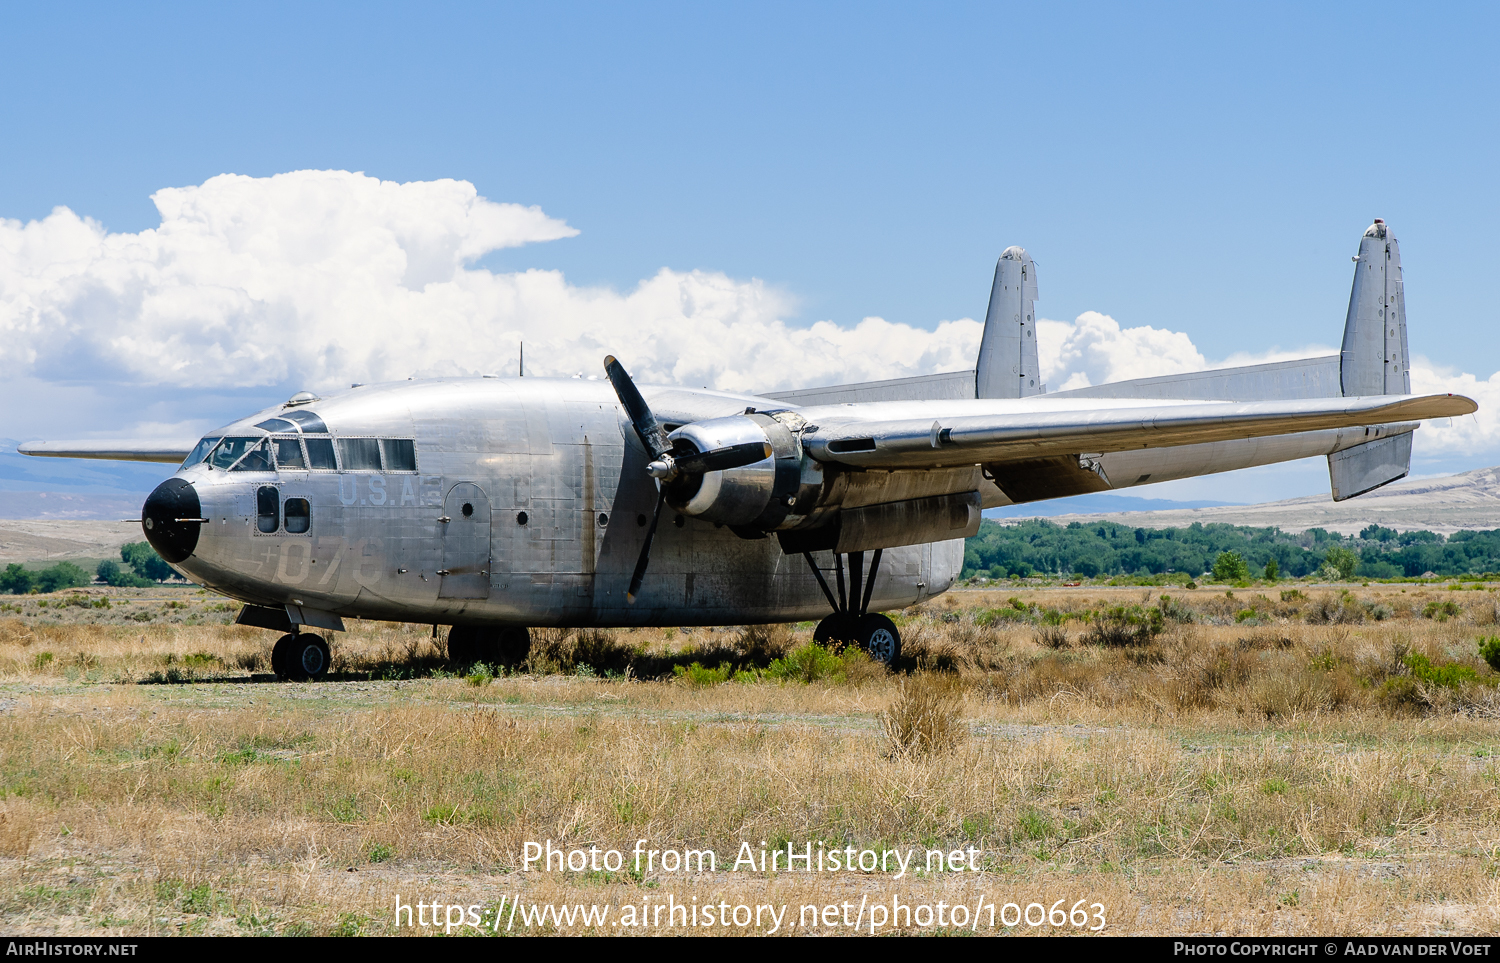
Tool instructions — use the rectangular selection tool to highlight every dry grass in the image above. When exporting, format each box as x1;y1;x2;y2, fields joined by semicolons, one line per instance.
0;582;1499;935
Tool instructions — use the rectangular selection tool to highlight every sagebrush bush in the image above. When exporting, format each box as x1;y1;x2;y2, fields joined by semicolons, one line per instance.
883;676;964;758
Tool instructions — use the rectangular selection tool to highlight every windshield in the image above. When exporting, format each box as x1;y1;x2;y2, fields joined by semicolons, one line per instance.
208;437;263;470
183;436;221;468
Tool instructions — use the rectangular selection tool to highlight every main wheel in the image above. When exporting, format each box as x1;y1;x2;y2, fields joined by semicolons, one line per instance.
271;632;299;679
497;627;531;667
813;613;857;648
854;613;901;666
448;626;531;668
446;626;475;666
283;634;331;681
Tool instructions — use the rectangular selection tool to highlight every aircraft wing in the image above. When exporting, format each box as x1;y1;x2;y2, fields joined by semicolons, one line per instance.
798;393;1476;470
17;440;195;464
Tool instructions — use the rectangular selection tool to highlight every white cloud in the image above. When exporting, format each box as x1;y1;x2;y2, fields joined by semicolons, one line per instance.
1036;311;1207;390
0;170;980;395
0;169;1495;460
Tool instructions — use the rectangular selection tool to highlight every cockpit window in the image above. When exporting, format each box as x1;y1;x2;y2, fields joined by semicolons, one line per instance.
337;438;382;471
282;410;328;433
208;437;261;470
255;418;297;432
271;437;306;469
183;436;221;468
229;440;273;472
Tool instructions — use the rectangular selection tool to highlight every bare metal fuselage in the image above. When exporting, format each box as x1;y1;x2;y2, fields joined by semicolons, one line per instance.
174;377;961;627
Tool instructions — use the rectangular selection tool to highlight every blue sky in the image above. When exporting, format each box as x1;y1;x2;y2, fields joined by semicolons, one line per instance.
1;2;1496;504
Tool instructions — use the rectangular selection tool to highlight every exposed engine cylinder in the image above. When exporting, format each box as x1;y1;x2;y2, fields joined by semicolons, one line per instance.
665;413;801;531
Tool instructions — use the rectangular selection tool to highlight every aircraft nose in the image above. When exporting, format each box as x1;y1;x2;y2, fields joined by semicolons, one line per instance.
142;478;204;563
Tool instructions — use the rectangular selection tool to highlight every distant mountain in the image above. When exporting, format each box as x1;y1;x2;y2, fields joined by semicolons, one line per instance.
998;466;1500;535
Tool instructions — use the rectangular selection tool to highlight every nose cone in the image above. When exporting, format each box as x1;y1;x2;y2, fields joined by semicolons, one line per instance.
142;478;203;564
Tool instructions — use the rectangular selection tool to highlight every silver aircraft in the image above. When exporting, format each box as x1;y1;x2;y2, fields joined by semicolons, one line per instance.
22;220;1475;680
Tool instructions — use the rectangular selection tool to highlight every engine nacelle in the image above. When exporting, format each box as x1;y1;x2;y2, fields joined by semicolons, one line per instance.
665;412;802;531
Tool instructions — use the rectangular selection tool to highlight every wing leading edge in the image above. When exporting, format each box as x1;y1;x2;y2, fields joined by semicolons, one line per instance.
798;394;1476;471
17;441;194;464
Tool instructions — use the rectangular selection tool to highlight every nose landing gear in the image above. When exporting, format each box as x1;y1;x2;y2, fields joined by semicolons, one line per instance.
803;549;901;666
271;632;332;681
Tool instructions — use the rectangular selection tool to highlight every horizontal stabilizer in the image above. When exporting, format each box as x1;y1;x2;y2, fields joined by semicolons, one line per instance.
18;440;195;463
1046;355;1342;403
763;370;976;406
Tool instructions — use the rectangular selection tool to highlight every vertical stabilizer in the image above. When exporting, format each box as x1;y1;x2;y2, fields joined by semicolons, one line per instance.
975;246;1042;398
1340;219;1410;396
1329;219;1413;500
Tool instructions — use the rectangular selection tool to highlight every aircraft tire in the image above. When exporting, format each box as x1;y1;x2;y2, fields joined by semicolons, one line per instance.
285;634;331;682
853;614;901;666
813;613;857;649
446;627;474;667
271;632;299;680
497;627;531;667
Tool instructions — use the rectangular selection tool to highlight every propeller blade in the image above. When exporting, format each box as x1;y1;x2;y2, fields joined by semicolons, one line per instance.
627;487;667;603
603;355;671;459
673;441;773;475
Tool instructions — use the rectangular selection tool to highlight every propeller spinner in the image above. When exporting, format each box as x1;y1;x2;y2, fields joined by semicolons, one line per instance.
603;356;771;601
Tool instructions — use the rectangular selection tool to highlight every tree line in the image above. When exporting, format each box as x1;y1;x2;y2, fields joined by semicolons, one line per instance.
1;542;176;595
963;519;1500;581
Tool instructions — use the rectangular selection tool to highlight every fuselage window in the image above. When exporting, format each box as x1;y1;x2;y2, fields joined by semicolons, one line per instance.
209;437;261;470
272;437;306;470
304;437;337;470
230;440;274;472
337;438;382;471
282;410;328;433
183;436;221;468
255;418;297;432
381;439;417;472
256;486;280;533
284;497;311;534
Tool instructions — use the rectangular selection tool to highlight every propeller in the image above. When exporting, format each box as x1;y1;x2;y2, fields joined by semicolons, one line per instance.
603;356;772;601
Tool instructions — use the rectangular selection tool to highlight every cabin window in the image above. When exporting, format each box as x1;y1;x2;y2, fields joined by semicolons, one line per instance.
230;440;274;472
183;436;221;467
381;439;417;472
282;410;328;433
272;437;306;469
304;437;337;470
256;486;280;533
284;497;311;534
209;437;260;470
337;438;382;471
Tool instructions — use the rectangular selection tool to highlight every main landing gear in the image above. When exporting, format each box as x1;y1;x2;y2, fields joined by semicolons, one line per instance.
447;625;532;668
271;632;332;681
803;549;901;666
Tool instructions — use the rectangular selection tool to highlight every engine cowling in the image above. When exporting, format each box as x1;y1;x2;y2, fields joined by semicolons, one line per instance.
664;412;802;532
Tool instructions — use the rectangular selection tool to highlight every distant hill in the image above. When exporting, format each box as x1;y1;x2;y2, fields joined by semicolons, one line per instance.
1000;465;1500;535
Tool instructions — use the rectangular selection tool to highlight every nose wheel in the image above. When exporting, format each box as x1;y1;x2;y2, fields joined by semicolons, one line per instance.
804;549;901;665
271;632;331;681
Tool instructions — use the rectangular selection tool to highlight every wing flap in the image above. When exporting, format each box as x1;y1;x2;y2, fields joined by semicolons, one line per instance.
801;394;1476;470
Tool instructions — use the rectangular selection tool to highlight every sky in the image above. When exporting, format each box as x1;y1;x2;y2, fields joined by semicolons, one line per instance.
1;2;1496;505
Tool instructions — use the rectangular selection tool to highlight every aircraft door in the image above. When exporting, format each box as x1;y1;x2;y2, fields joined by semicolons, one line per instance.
439;482;492;600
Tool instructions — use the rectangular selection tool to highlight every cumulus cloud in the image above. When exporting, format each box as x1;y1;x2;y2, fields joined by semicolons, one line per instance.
0;170;979;394
0;169;1494;458
1036;311;1207;390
